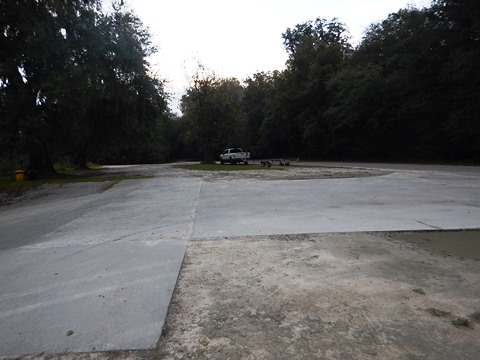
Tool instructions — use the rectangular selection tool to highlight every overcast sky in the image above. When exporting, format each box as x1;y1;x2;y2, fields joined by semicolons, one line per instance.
126;0;431;111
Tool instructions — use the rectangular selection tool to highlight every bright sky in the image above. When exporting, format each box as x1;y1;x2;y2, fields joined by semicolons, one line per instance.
127;0;431;112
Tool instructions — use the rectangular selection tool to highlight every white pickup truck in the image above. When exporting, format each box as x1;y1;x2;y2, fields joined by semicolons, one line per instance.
219;148;250;164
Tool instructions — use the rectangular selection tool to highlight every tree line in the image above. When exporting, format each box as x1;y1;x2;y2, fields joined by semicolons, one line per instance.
1;0;175;175
181;0;480;163
1;0;479;176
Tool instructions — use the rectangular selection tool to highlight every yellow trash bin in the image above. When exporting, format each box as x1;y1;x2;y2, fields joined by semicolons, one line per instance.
15;170;25;182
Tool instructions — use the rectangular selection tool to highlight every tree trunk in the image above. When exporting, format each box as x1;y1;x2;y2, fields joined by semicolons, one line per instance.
73;152;90;169
28;141;57;178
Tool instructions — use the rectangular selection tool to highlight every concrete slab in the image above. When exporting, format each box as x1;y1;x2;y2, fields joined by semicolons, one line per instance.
1;163;479;357
0;177;201;356
300;161;480;176
192;171;480;238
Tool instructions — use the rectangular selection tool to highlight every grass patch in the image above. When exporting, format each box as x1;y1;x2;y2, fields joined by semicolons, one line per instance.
471;311;480;322
174;163;283;172
452;317;471;327
426;308;451;317
412;288;426;295
100;180;121;193
161;323;170;338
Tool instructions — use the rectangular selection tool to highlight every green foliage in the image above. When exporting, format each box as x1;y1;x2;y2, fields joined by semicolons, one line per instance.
412;288;426;295
2;0;478;168
239;18;352;159
452;317;470;327
236;1;480;163
181;65;247;162
472;312;480;322
243;71;279;157
0;0;171;176
427;308;451;317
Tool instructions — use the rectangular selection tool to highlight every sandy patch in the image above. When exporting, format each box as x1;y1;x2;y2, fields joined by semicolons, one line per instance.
173;165;388;181
157;232;480;359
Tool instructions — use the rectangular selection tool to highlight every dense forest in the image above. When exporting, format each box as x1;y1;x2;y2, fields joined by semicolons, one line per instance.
181;0;480;163
1;0;479;176
0;0;174;175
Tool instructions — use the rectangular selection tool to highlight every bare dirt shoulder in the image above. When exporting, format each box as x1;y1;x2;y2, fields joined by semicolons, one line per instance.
158;232;480;360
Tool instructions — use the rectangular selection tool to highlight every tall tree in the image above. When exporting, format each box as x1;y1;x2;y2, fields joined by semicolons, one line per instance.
335;7;450;160
278;18;351;158
0;0;170;174
243;71;278;157
0;0;103;174
349;3;479;161
181;65;246;162
431;0;480;160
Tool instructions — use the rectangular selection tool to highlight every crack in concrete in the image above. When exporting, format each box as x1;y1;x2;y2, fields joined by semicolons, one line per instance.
416;220;443;230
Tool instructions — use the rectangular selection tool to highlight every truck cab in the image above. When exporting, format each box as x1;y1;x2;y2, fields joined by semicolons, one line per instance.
219;148;250;164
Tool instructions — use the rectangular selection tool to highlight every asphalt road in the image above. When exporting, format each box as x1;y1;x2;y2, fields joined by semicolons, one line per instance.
0;162;479;356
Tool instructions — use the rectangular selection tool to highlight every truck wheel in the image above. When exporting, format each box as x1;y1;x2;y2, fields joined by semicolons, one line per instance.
230;157;236;165
244;161;248;165
220;159;224;165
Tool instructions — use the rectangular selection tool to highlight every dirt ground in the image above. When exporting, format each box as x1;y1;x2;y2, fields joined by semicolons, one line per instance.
171;164;389;182
2;165;480;359
155;232;480;360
